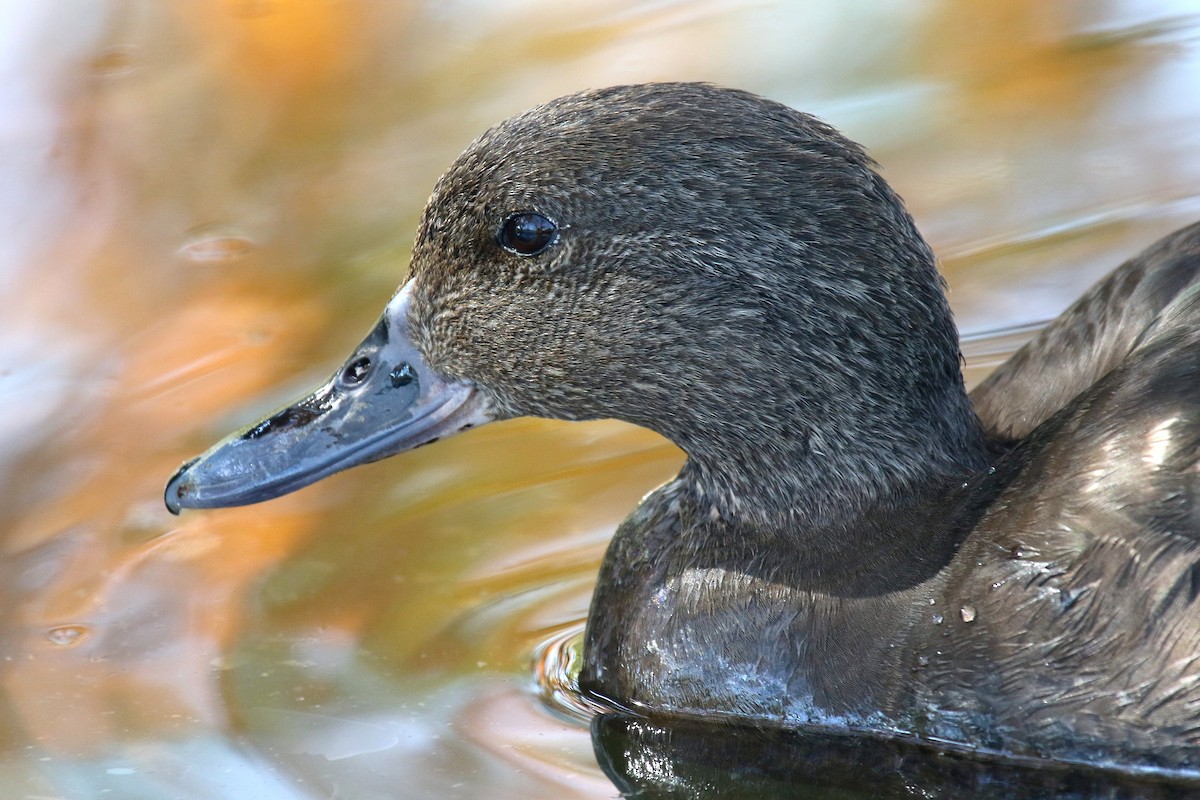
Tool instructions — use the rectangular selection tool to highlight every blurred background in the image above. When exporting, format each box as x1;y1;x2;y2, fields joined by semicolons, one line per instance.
1;1;1199;797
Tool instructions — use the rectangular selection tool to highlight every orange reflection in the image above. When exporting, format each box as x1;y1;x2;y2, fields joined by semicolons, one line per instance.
1;273;330;753
181;0;367;94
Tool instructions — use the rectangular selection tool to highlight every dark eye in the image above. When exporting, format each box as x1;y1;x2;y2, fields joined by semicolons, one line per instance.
498;212;558;256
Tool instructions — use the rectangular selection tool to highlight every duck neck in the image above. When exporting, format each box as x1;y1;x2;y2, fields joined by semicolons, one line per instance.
669;371;990;544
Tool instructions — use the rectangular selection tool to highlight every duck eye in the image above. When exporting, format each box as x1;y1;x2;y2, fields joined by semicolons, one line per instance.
498;212;558;256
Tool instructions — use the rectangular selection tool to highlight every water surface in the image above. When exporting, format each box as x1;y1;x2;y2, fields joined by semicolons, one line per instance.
3;1;1200;797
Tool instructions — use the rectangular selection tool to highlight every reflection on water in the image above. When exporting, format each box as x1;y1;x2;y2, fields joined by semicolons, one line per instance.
592;715;1200;799
3;0;1200;797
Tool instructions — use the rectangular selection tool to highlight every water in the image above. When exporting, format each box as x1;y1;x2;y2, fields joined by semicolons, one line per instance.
3;1;1200;797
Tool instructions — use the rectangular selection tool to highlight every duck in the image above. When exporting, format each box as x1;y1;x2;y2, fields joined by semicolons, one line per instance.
164;82;1200;771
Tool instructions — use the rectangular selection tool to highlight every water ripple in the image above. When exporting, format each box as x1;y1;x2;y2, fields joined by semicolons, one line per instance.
532;622;610;725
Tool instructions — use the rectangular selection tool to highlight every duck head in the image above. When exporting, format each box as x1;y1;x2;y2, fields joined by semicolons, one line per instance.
166;83;985;526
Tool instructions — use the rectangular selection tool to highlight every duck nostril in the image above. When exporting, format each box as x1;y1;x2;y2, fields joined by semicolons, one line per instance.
390;362;415;387
341;356;372;387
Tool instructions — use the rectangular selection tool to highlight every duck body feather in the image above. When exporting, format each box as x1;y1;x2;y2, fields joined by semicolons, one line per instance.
584;220;1200;768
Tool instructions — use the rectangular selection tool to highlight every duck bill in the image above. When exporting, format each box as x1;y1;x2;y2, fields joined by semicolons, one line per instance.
164;282;492;514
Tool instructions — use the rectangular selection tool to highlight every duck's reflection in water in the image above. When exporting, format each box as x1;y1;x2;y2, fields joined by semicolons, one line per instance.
591;713;1200;800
